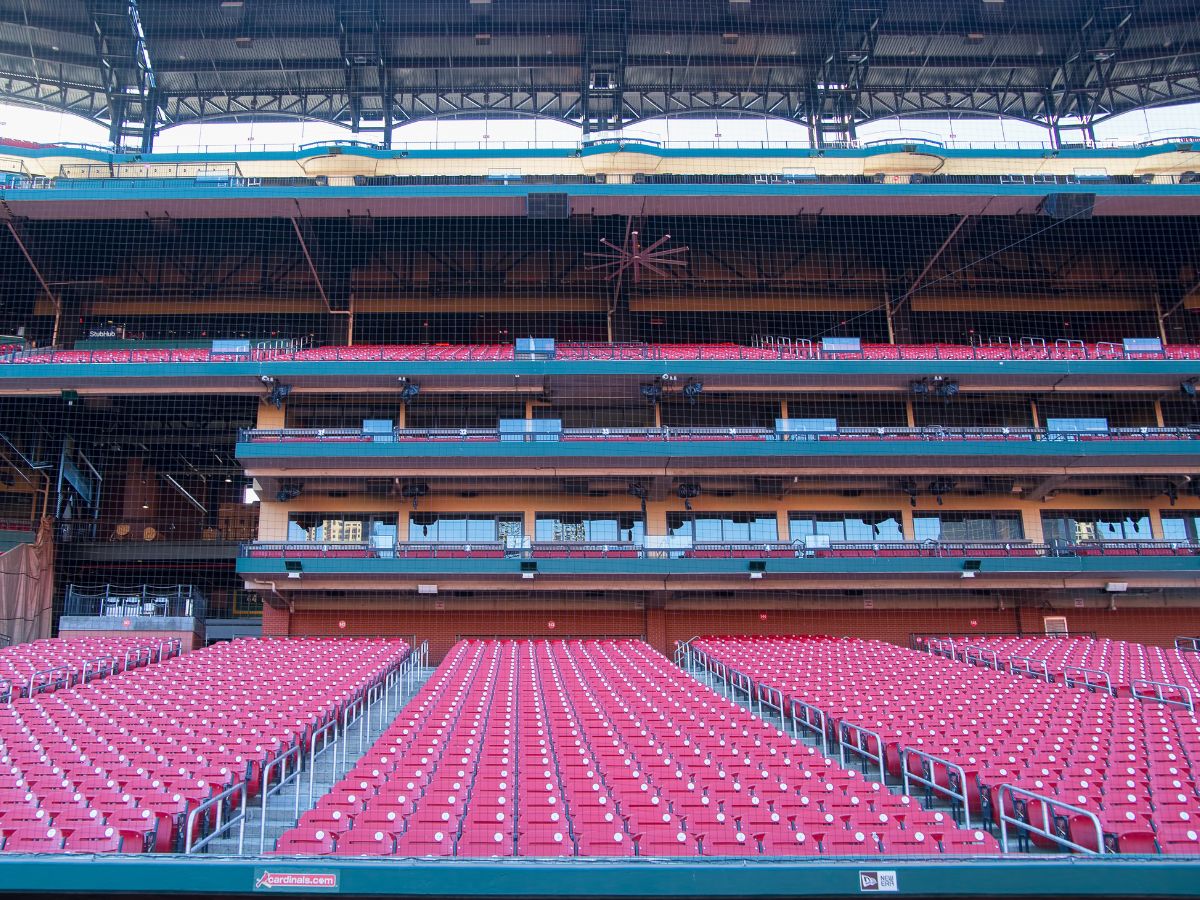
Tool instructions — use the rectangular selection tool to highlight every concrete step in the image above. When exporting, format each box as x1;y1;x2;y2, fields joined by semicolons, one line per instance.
200;664;437;856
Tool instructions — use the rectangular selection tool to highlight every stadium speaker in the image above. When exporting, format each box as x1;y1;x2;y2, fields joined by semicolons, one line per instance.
1040;193;1096;219
527;193;570;219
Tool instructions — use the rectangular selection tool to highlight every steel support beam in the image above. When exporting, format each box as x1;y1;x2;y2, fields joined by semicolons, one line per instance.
582;0;630;134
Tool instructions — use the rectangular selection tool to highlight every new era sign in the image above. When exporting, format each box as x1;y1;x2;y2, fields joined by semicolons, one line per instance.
859;870;898;892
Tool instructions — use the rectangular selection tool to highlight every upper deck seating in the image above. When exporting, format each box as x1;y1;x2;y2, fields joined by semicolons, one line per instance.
690;636;1200;854
0;638;408;854
277;638;995;858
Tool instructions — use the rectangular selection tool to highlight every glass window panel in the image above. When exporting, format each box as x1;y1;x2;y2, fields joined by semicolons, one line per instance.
815;520;845;541
466;518;496;542
874;516;905;541
788;517;816;540
913;516;940;541
748;516;775;542
1161;516;1190;542
588;517;619;542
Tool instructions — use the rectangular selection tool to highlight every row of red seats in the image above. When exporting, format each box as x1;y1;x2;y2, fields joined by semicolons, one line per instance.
690;636;1200;855
10;342;1200;365
0;638;409;853
275;639;997;858
0;637;174;699
945;636;1200;717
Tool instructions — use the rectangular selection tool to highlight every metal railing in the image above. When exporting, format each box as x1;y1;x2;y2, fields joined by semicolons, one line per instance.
259;745;303;854
240;423;1200;445
241;538;1200;562
961;644;1002;670
1062;665;1115;696
7;338;1200;367
787;696;828;755
995;784;1104;855
65;583;207;619
1131;678;1194;711
27;665;71;698
901;747;971;825
184;780;247;855
1175;636;1200;652
1008;654;1053;683
837;720;886;783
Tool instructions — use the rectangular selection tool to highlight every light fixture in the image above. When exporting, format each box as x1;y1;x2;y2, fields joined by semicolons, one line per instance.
401;482;429;510
1105;582;1128;593
264;381;291;408
520;560;538;580
682;380;704;404
276;485;302;502
749;560;766;580
640;382;663;404
627;482;649;515
934;379;960;400
929;478;957;505
417;584;438;595
676;483;701;510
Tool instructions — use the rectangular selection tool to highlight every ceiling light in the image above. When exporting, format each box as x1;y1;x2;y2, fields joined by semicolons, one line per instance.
221;1;245;7
234;36;253;48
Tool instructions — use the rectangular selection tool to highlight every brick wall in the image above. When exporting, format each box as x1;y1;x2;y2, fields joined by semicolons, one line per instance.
280;604;1200;659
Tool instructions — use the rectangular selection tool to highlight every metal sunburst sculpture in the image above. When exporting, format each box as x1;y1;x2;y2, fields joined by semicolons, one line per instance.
586;230;689;283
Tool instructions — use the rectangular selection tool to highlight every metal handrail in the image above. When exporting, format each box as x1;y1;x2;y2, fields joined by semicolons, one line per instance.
239;423;1200;444
788;696;827;755
1063;665;1114;696
80;655;118;683
995;783;1104;855
837;720;886;783
1131;678;1194;711
901;747;970;824
1175;636;1200;652
961;645;1001;670
184;780;247;855
28;665;71;697
239;538;1200;561
259;745;302;853
0;678;11;704
123;645;154;672
157;638;182;662
307;717;339;805
1008;654;1053;683
757;683;785;725
924;636;957;660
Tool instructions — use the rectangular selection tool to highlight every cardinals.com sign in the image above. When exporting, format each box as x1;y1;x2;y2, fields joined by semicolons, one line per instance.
253;870;340;892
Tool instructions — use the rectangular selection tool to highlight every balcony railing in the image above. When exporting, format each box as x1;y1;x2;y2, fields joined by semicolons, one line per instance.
5;340;1200;367
63;584;207;618
239;540;1200;561
239;424;1200;446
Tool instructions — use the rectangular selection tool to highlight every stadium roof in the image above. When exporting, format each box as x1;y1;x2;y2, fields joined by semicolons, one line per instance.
0;0;1198;149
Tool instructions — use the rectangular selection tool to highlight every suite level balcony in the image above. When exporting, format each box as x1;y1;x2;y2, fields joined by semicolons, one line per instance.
236;423;1200;479
2;340;1199;395
236;538;1200;595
